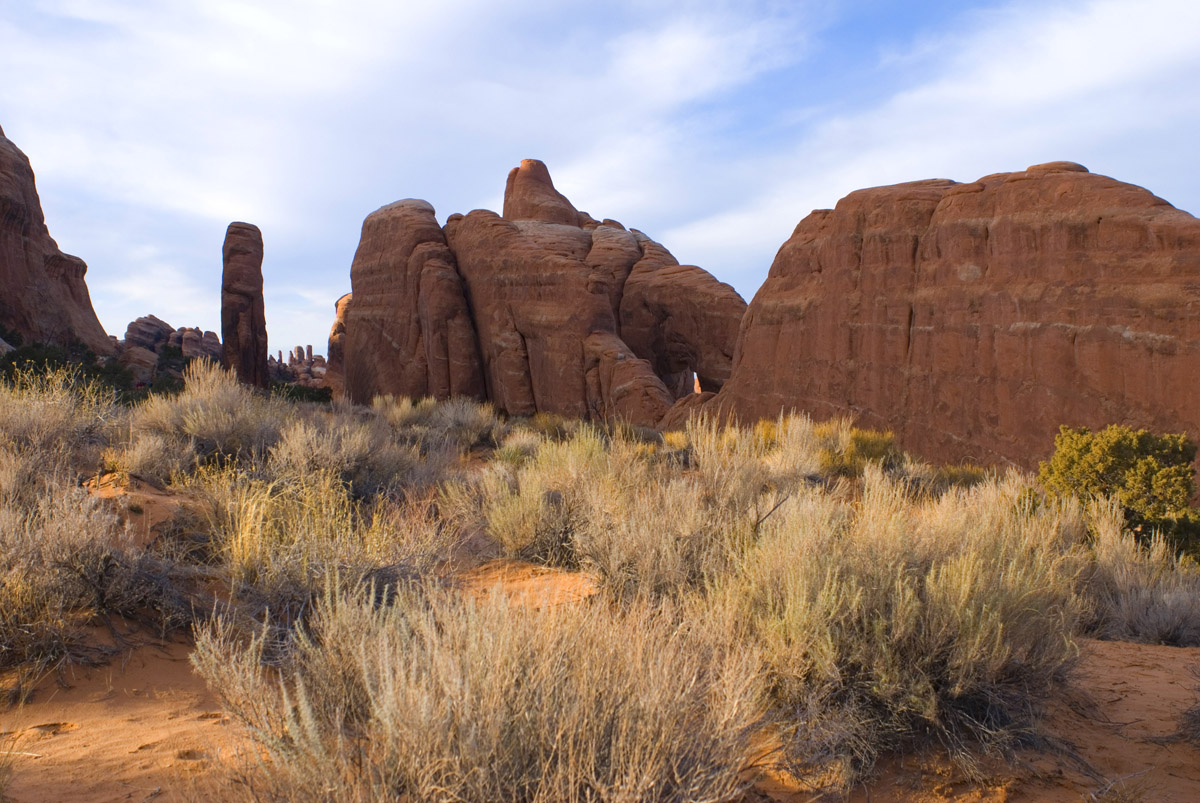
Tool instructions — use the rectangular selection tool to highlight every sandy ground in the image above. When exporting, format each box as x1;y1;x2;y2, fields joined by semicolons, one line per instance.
760;637;1200;802
3;474;1197;801
2;638;244;803
6;603;1198;802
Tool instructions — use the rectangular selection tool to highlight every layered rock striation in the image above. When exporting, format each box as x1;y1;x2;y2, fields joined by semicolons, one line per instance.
339;160;746;426
221;222;269;388
706;162;1200;468
0;124;112;353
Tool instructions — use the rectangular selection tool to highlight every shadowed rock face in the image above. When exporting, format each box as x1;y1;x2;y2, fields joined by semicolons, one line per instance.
324;293;352;399
705;162;1200;468
221;222;269;388
0;125;112;353
339;160;746;427
343;200;485;405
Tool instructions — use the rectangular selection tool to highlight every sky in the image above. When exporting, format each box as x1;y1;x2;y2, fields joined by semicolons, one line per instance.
3;0;1199;356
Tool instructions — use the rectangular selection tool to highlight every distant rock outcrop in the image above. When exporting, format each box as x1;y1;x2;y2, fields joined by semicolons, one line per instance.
703;162;1200;468
338;159;746;427
270;344;327;388
221;222;269;388
0;124;112;354
324;293;351;398
115;314;222;385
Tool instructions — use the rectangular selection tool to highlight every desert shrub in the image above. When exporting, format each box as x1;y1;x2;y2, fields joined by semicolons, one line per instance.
573;472;757;601
0;365;119;496
1039;424;1200;551
816;420;902;478
133;360;283;464
685;417;774;511
271;382;333;404
0;486;191;698
193;584;764;803
0;340;138;400
104;432;188;484
898;459;994;496
703;468;1085;789
423;396;505;451
491;428;544;467
1080;499;1200;646
372;395;504;452
266;413;445;499
371;394;438;429
190;467;450;618
460;427;613;566
516;410;577;441
1178;667;1200;746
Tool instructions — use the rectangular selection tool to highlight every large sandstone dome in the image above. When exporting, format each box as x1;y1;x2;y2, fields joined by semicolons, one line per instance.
338;159;747;427
701;161;1200;468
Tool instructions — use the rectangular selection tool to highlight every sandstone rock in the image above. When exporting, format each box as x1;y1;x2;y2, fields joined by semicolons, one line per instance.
179;328;203;360
340;161;742;428
445;207;626;418
503;159;581;226
583;332;674;425
124;315;174;351
0;335;13;355
221;222;269;388
705;162;1200;468
0;126;112;353
324;293;351;399
343;200;484;404
620;239;747;395
118;345;158;386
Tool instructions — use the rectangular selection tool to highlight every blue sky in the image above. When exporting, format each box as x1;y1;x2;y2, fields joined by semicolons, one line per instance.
3;0;1198;356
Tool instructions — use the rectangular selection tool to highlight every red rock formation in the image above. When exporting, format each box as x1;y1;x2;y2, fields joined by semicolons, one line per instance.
221;222;269;388
324;293;350;399
124;314;174;352
0;125;112;353
342;200;484;405
503;159;582;227
705;162;1200;468
339;160;744;427
620;234;747;396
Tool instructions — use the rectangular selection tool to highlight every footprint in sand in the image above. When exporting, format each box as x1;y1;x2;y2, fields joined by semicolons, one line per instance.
175;748;209;761
27;722;79;737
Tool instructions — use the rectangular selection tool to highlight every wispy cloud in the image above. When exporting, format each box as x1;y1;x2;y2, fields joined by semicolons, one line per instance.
662;0;1200;290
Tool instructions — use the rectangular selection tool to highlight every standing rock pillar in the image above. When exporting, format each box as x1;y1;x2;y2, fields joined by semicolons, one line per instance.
221;222;269;388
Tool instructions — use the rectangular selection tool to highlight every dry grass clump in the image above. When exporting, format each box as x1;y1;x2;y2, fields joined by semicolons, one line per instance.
700;468;1086;788
104;431;187;484
266;413;446;499
0;487;191;699
0;366;119;498
1177;667;1200;746
371;394;505;452
132;360;284;465
447;423;767;596
1081;500;1200;646
188;466;453;620
814;419;902;478
447;426;614;566
193;584;764;803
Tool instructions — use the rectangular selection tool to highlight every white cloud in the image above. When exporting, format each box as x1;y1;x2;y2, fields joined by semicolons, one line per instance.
662;0;1200;295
